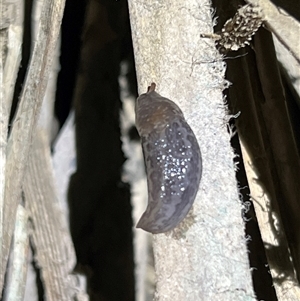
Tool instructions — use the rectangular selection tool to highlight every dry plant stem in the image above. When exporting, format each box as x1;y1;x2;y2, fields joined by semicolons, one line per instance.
0;57;5;284
0;0;24;283
241;144;300;300
21;1;86;299
128;0;255;300
4;25;24;109
3;205;29;301
1;25;24;198
23;130;77;301
1;0;66;291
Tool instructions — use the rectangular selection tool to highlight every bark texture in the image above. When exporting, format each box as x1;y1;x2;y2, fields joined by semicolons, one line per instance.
1;0;88;299
213;0;300;298
1;0;66;291
128;1;255;300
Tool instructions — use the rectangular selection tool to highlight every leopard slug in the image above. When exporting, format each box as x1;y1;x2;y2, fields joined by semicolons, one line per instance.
135;83;202;234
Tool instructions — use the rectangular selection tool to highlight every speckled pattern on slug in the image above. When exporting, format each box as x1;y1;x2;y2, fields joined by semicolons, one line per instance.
135;84;202;234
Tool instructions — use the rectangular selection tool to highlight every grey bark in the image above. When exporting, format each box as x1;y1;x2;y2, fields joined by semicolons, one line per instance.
1;0;89;299
1;0;66;290
128;0;255;300
23;130;84;301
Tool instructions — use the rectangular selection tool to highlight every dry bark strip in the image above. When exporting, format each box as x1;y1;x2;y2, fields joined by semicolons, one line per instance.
2;205;29;301
23;130;87;301
1;0;66;291
0;0;24;287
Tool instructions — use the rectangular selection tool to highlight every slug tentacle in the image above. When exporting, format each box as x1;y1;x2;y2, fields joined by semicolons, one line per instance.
135;83;202;234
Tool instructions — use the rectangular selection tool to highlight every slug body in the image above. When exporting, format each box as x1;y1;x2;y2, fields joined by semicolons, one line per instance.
135;83;202;234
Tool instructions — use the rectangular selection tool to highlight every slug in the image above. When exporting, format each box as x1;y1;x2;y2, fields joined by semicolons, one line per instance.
135;83;202;234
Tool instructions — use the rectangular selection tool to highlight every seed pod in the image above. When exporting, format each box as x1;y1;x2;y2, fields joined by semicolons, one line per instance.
135;83;202;234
